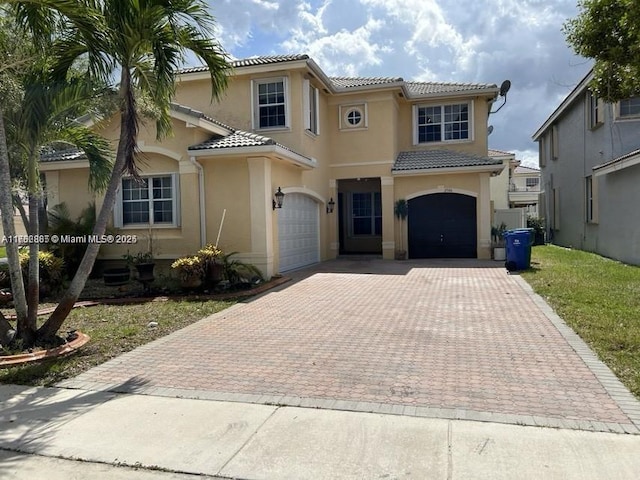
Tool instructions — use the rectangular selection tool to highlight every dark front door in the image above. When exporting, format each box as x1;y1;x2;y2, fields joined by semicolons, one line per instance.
408;193;477;258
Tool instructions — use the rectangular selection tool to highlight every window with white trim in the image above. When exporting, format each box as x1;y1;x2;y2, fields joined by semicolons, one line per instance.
619;96;640;118
351;192;381;236
415;103;470;143
303;79;319;134
254;78;288;129
115;174;180;227
525;177;540;188
339;103;367;129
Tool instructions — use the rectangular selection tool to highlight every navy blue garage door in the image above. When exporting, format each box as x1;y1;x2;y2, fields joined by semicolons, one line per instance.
408;193;477;258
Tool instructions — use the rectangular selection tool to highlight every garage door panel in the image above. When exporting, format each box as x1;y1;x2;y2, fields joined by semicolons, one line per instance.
408;193;476;259
278;193;320;272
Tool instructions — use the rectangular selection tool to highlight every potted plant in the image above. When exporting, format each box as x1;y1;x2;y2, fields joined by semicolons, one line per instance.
491;222;507;261
197;243;224;286
394;199;409;260
171;255;206;289
123;250;155;288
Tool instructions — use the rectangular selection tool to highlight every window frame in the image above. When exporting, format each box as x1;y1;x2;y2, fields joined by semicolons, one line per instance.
617;96;640;120
252;76;290;131
303;79;320;135
588;91;604;129
114;173;180;228
350;192;382;237
339;103;368;130
413;101;472;145
525;177;540;189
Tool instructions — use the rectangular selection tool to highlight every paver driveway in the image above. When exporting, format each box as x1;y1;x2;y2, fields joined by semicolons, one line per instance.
60;259;640;433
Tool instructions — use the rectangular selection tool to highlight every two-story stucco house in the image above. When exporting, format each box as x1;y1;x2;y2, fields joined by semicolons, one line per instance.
532;69;640;265
40;54;504;277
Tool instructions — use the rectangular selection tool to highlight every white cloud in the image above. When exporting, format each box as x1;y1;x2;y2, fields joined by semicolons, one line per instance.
282;17;388;76
204;0;590;156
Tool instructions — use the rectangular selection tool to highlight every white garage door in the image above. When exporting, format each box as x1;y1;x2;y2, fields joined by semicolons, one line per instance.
278;193;320;272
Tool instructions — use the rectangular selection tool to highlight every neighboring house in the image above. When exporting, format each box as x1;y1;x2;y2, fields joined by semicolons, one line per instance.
489;149;540;216
0;204;29;239
509;165;540;217
532;69;640;265
40;54;504;277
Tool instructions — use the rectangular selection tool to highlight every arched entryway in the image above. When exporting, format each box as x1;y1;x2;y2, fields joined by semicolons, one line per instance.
408;193;477;258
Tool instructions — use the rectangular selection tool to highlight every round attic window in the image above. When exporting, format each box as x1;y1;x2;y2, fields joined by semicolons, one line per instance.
346;108;363;126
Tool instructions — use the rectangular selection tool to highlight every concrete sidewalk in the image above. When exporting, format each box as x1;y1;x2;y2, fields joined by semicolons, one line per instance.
2;384;640;480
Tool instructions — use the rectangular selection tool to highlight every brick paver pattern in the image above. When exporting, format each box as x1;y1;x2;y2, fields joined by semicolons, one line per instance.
74;260;631;425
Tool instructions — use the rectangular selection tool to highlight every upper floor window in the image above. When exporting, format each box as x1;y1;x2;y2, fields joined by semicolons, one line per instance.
303;79;319;135
525;177;540;188
588;91;604;128
415;103;470;144
618;96;640;118
339;103;367;130
253;77;288;129
115;174;180;228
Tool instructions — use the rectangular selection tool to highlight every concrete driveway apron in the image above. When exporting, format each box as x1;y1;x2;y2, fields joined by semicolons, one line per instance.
60;259;640;433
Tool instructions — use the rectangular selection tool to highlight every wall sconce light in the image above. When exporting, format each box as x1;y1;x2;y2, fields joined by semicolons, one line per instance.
273;187;285;210
326;197;335;214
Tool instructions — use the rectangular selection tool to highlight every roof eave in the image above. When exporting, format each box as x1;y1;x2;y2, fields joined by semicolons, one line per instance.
392;164;505;176
407;87;499;101
40;159;89;170
189;144;316;170
593;151;640;177
532;69;594;141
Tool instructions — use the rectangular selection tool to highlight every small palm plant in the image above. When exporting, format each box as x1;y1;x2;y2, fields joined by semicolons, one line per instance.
394;199;409;260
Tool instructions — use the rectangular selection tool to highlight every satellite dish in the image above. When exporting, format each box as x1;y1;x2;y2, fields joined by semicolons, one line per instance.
499;80;511;97
488;125;494;135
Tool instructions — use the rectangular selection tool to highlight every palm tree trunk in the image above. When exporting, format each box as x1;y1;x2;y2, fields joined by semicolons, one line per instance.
0;107;28;332
22;192;39;342
37;69;135;340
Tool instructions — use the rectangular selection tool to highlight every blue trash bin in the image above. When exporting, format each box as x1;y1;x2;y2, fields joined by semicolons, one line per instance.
504;228;534;271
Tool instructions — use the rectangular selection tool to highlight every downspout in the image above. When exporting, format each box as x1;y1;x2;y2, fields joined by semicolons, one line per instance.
189;156;206;248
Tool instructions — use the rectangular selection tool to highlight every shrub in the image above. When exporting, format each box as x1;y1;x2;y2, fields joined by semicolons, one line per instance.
19;250;65;294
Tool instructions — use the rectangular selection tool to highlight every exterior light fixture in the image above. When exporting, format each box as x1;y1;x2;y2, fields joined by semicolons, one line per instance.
326;197;335;214
273;187;285;210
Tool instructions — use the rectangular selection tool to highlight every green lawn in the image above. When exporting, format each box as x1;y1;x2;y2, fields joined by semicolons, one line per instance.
0;245;6;258
522;245;640;398
1;298;236;386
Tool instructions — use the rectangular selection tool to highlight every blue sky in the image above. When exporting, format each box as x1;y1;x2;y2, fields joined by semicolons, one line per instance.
201;0;592;166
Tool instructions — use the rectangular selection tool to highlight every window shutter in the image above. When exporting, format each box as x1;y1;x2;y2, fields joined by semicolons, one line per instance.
314;86;320;135
303;79;311;131
412;105;418;145
113;183;123;228
172;173;181;227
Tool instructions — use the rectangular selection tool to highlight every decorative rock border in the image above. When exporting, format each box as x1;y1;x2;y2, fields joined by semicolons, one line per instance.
0;332;90;368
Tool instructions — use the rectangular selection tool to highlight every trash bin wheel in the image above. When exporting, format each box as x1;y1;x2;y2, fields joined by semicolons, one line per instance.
505;260;517;272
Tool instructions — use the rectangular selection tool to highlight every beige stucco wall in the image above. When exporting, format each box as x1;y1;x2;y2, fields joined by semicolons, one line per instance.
394;172;492;259
489;157;511;210
397;95;491;155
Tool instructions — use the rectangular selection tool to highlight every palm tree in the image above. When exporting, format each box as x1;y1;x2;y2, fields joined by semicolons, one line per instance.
4;65;113;344
4;0;230;342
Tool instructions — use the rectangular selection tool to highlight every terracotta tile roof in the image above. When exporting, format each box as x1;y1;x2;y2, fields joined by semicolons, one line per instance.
188;131;276;150
488;149;514;156
40;148;85;162
330;76;404;88
514;165;540;174
405;81;496;95
180;54;310;74
170;103;234;131
188;130;313;164
392;149;502;172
